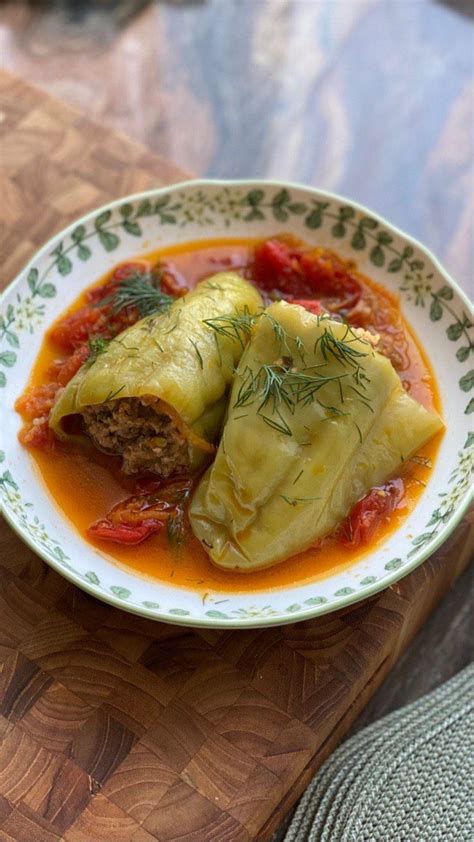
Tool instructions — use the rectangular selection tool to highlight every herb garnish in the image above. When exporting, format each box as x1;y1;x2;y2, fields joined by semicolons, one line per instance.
207;307;375;439
314;325;369;369
162;309;181;334
86;336;110;365
280;495;321;506
99;271;173;318
103;384;126;402
166;485;192;547
189;338;203;369
203;307;255;349
233;362;348;437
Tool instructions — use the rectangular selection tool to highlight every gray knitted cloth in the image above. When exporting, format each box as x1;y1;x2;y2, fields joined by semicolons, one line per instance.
284;664;474;842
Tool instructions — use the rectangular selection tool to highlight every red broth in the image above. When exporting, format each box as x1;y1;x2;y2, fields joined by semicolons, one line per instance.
18;238;443;593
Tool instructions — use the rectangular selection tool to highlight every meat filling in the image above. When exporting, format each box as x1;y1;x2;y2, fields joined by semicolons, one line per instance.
81;396;190;476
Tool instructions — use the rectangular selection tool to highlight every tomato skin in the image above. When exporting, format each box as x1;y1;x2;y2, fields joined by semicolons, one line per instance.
252;238;362;311
48;344;90;385
252;239;303;295
111;261;148;281
341;479;404;547
15;383;59;421
51;261;151;351
160;270;188;298
88;519;162;545
299;252;361;310
87;478;192;546
48;306;103;351
18;416;57;449
290;299;324;315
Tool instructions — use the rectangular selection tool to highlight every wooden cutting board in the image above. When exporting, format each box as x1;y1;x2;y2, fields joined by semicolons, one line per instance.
0;69;472;842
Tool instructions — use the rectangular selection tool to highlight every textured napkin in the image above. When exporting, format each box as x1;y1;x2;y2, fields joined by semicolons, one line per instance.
284;663;473;842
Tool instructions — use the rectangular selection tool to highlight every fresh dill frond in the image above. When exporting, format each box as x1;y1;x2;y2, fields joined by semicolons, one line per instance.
166;509;187;547
292;469;304;485
162;309;181;334
103;384;126;402
99;271;173;318
259;410;293;436
86;336;110;365
213;331;223;367
203;308;255;349
261;311;291;352
151;337;164;352
347;384;374;413
317;400;350;419
257;364;296;414
295;335;306;363
353;420;363;443
314;327;369;370
280;495;321;506
234;366;258;409
166;485;192;548
189;338;203;369
233;361;348;436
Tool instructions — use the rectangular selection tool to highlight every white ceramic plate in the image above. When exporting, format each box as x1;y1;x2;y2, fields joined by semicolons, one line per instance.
1;180;472;627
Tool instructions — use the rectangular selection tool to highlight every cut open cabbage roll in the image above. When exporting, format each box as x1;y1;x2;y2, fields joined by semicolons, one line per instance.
190;301;444;570
49;272;262;476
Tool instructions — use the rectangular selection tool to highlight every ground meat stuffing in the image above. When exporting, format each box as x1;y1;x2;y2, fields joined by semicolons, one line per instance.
82;396;190;477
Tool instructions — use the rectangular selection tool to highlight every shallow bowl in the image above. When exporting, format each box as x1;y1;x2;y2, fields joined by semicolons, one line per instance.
1;179;472;627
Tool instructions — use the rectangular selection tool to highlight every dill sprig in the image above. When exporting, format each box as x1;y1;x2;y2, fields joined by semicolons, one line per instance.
189;338;203;369
86;336;110;366
314;326;369;369
280;495;321;506
202;307;256;349
166;487;192;547
233;361;348;436
99;271;173;318
103;384;126;402
162;309;181;334
210;308;375;439
166;508;188;546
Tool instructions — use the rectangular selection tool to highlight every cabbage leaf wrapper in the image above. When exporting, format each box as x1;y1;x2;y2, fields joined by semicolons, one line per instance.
190;301;444;570
49;272;262;476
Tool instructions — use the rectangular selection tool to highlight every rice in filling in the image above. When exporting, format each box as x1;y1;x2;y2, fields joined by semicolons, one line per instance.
81;396;190;476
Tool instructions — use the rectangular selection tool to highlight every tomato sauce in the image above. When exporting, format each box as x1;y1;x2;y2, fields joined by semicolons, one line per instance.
18;238;443;594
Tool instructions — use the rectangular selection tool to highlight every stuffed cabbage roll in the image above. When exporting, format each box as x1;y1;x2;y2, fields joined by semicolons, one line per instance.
190;301;444;570
49;272;262;476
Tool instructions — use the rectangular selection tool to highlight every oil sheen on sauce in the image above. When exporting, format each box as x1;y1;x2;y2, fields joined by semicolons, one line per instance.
27;238;443;594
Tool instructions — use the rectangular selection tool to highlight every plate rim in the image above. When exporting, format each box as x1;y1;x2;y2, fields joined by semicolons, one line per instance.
1;177;472;628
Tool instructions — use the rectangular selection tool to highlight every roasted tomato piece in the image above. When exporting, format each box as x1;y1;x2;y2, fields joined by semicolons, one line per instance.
88;519;162;545
341;479;404;547
48;343;90;386
299;251;361;310
88;478;193;546
290;299;324;315
252;238;362;311
252;239;303;295
18;416;57;449
15;382;59;420
111;261;149;282
48;306;103;351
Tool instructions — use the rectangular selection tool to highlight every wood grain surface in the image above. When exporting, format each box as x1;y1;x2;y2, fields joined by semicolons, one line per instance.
0;69;472;840
0;0;473;296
